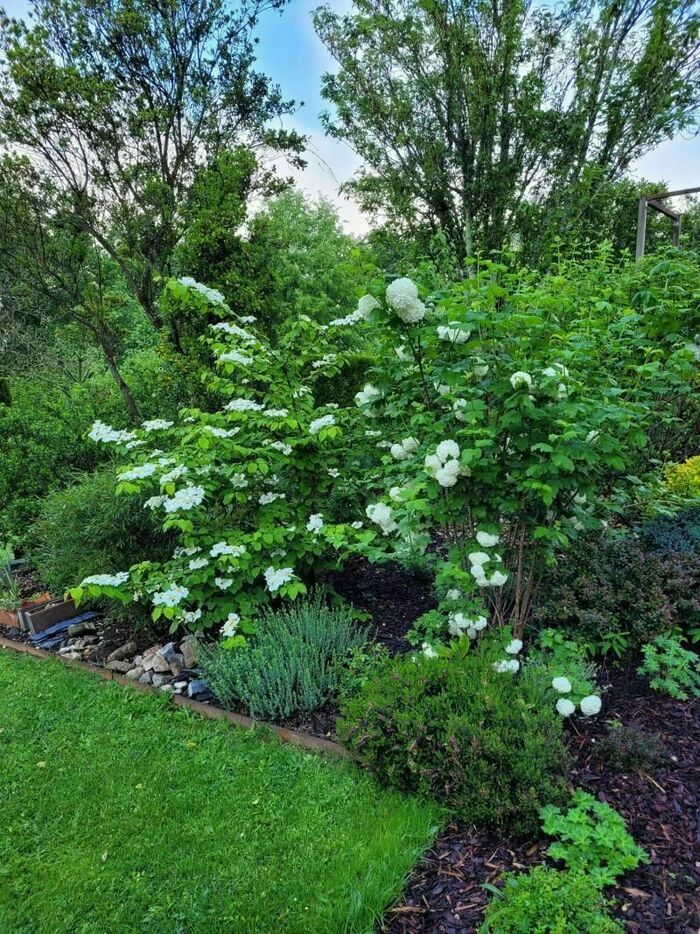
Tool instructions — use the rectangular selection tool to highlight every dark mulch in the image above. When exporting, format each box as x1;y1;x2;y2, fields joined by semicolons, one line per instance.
385;667;700;934
327;556;435;654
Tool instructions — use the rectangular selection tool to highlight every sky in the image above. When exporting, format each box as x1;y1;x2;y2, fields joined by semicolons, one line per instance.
3;0;699;234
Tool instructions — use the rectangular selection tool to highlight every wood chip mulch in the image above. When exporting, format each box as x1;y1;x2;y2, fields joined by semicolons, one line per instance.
384;667;700;933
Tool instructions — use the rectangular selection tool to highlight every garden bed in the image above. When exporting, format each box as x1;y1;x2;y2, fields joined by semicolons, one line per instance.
384;667;700;934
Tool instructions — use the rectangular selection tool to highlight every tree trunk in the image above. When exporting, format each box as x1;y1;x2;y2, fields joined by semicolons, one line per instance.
97;332;141;423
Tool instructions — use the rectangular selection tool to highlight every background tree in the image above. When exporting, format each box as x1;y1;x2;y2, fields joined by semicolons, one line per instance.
0;0;305;348
314;0;700;266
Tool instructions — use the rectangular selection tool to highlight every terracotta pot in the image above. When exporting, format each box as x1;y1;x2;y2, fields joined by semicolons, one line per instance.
0;593;53;630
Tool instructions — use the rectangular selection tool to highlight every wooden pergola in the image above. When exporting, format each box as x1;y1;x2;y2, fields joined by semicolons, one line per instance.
636;186;700;260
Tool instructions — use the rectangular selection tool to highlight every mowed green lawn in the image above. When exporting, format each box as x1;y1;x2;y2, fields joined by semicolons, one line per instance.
0;649;440;933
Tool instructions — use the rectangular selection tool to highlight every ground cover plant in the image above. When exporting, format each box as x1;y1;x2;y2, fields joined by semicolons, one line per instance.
0;649;440;933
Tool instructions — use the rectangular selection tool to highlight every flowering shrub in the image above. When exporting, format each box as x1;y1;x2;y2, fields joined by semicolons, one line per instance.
331;262;691;647
523;629;602;719
540;791;649;888
70;277;374;634
479;868;622;933
338;642;569;836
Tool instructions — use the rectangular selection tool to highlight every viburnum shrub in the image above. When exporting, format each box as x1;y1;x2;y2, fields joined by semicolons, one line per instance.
70;277;374;635
329;263;692;646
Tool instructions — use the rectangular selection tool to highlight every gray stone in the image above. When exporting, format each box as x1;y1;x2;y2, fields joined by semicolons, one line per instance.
132;654;143;666
180;636;198;669
67;621;98;638
125;666;145;680
83;645;101;663
151;673;169;687
168;653;185;676
106;660;132;674
160;684;175;693
138;671;153;684
106;641;137;663
59;644;81;655
150;653;172;673
59;650;84;661
187;679;208;698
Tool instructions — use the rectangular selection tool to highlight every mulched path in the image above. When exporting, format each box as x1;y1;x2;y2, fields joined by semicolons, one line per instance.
384;667;700;933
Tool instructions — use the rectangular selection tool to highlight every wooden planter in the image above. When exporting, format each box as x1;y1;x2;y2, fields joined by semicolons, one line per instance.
0;593;52;631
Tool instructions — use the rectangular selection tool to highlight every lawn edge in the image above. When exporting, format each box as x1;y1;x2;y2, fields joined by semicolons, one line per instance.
0;634;350;759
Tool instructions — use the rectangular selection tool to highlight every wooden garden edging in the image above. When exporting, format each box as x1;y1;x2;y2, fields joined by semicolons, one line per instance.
0;635;350;759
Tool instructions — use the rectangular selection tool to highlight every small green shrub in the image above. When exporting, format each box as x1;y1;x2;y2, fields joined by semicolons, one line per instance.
337;642;392;704
638;634;700;700
536;534;672;653
642;506;700;555
540;790;649;887
479;868;622;933
199;595;368;720
523;629;599;708
338;647;569;836
27;465;172;595
598;722;668;773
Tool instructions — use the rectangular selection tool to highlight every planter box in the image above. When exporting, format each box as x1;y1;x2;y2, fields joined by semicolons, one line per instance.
25;598;77;635
0;593;52;631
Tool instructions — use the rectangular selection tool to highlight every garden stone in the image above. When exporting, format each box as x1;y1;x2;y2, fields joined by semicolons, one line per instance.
173;680;188;692
151;673;169;687
150;653;172;673
187;680;213;700
60;650;83;661
180;636;198;669
168;653;185;676
125;666;145;680
138;671;153;684
106;641;137;663
106;660;132;674
67;620;98;637
160;684;175;693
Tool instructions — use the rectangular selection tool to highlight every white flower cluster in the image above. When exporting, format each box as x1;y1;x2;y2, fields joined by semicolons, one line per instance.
142;419;173;431
188;557;209;570
552;677;602;718
476;530;499;548
510;371;533;389
218;350;252;366
81;572;130;587
221;613;240;637
437;323;470;343
179;276;225;305
117;463;157;481
422;642;438;659
210;542;246;558
230;473;249;489
162;485;206;513
88;420;137;445
160;465;188;484
205;426;239;438
226;398;263;412
309;414;336;435
264;408;288;418
366;502;397;535
183;608;202;626
469;550;508;587
152;584;189;607
306;513;324;533
259;492;285;505
355;383;382;407
211;322;255;342
143;495;167;510
390;436;419;461
386;278;426;324
493;639;523;673
312;354;337;369
214;577;233;590
262;440;292;456
448;612;487;639
263;566;294;592
425;439;462;487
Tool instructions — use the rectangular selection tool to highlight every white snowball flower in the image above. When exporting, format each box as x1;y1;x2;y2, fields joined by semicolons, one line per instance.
402;437;419;454
505;639;523;655
366;503;397;534
263;566;294;592
468;551;490;567
453;399;468;421
552;677;572;694
446;588;462;601
488;570;508;587
437;323;470;343
357;294;380;319
309;414;336;435
422;642;438;659
510;371;533;389
556;698;576;717
81;572;130;587
435;461;460;487
306;513;324;533
355;383;382;407
448;612;469;636
389;486;404;501
386;277;426;323
579;695;602;716
476;530;499;548
436;440;460;462
390;443;408;461
424;453;442;474
221;613;240;637
474;362;489;378
472;615;488;631
493;659;520;673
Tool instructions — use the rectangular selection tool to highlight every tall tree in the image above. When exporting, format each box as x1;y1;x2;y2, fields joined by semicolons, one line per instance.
0;0;304;345
314;0;700;265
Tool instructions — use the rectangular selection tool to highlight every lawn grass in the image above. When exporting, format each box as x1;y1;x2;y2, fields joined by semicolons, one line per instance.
0;649;440;933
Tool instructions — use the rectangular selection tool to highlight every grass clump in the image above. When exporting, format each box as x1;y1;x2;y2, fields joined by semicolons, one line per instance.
0;649;440;933
200;594;368;720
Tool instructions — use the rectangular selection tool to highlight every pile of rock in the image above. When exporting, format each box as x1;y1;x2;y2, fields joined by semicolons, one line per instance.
57;623;212;700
